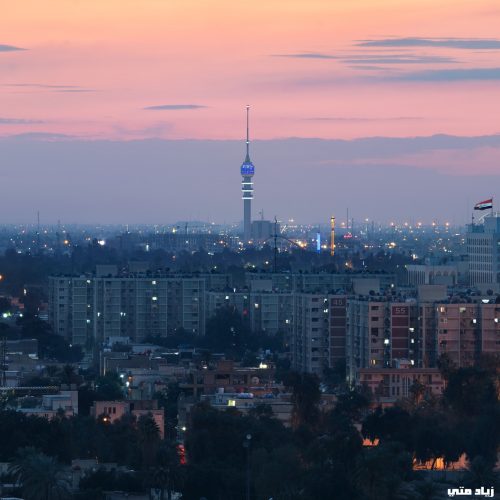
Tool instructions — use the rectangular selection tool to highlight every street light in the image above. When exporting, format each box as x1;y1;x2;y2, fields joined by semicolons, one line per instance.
243;433;252;500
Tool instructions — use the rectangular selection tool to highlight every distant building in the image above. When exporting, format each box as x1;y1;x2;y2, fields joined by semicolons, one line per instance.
91;399;165;439
435;302;499;368
346;298;419;383
358;366;445;407
201;390;294;426
406;264;458;287
205;290;293;336
48;268;231;352
467;212;500;292
178;359;275;398
19;390;79;420
251;219;278;243
290;294;348;375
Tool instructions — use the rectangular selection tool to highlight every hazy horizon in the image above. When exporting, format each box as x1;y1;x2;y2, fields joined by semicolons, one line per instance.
1;133;499;226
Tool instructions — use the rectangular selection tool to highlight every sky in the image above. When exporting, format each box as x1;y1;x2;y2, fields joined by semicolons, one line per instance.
1;0;500;224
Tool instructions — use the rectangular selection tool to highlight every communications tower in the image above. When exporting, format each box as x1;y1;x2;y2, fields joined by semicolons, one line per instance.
240;106;255;243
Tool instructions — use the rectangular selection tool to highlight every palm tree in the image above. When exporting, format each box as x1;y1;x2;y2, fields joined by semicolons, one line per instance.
137;414;161;468
408;479;447;500
463;456;499;490
9;447;71;500
148;441;184;500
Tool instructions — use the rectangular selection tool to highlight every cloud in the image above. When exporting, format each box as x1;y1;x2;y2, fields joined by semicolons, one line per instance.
144;104;207;110
271;53;337;59
345;54;457;65
0;132;75;141
392;67;500;81
356;37;500;49
0;117;44;125
346;65;393;71
0;44;25;52
304;116;422;122
1;83;94;93
56;89;96;93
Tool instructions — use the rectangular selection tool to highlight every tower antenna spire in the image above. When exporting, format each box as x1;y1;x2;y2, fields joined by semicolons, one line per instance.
246;105;250;160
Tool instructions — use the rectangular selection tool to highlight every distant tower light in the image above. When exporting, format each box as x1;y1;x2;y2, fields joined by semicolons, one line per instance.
330;216;335;256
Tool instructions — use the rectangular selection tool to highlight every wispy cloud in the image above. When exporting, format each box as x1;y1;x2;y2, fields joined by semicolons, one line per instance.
346;54;457;65
0;44;25;52
271;51;458;69
0;132;75;141
1;83;95;93
271;52;337;59
144;104;207;110
0;117;44;125
392;67;500;81
304;116;422;122
356;37;500;50
57;89;96;93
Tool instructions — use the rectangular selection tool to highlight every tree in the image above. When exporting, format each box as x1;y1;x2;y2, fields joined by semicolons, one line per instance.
0;296;12;314
148;442;183;500
137;413;161;469
94;372;124;401
444;367;497;417
436;353;457;381
285;371;321;430
462;456;499;491
203;305;251;356
355;443;412;500
409;379;426;405
9;447;71;500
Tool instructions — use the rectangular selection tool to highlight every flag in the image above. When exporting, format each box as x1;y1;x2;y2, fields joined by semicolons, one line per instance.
474;198;493;211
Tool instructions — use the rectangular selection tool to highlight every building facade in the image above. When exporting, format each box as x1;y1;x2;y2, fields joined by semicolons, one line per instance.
49;270;231;351
467;213;500;291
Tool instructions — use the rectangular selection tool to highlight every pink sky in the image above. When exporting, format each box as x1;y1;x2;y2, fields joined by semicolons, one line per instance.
1;0;500;140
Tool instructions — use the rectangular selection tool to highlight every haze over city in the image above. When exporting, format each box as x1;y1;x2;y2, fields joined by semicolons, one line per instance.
1;3;500;500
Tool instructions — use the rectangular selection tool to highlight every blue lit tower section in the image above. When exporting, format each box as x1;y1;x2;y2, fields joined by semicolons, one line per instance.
241;105;255;243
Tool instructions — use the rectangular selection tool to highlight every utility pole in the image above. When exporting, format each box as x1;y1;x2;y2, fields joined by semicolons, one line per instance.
0;337;7;387
243;433;252;500
273;217;278;273
36;210;41;254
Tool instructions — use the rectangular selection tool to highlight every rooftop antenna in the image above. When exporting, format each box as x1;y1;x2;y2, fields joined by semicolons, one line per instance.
0;337;6;387
36;210;40;254
273;216;278;273
56;219;61;254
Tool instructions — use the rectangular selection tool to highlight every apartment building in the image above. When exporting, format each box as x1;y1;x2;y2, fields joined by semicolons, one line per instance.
48;268;231;351
467;212;500;292
346;298;419;383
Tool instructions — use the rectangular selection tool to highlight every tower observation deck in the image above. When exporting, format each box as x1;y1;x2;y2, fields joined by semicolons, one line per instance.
241;105;254;243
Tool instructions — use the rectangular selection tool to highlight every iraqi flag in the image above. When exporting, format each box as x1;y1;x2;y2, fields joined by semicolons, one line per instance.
474;198;493;211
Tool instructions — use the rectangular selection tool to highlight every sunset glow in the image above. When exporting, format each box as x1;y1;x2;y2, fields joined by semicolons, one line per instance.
1;0;500;140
